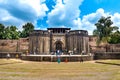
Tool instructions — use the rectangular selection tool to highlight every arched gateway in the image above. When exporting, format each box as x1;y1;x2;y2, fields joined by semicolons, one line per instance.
55;41;63;51
29;28;89;55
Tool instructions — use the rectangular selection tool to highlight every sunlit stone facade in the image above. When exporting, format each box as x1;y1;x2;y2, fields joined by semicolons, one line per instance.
29;28;89;55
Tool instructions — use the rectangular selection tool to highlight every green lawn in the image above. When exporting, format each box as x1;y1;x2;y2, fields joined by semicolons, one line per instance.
0;59;120;80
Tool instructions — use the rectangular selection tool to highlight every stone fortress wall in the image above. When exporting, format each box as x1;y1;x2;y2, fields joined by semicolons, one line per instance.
0;36;120;53
29;28;89;55
0;38;29;52
0;36;120;60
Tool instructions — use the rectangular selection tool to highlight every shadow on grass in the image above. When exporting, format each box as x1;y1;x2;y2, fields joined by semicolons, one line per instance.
95;61;120;66
0;62;23;65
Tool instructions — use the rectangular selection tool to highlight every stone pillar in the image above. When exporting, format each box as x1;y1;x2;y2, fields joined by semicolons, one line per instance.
32;38;34;54
38;37;39;54
77;35;80;54
39;37;42;54
81;36;83;53
36;36;39;54
65;33;68;53
16;40;20;52
86;31;89;54
42;38;44;53
83;37;86;53
49;33;52;52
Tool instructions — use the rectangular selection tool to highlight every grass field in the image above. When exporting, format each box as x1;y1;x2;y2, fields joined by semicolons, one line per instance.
0;59;120;80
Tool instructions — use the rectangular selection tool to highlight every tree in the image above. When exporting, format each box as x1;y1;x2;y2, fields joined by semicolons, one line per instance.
3;26;19;39
94;16;118;45
109;31;120;44
20;22;34;38
0;23;5;39
10;26;19;39
4;27;12;39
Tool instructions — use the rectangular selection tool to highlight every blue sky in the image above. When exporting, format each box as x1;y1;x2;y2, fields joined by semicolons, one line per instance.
0;0;120;34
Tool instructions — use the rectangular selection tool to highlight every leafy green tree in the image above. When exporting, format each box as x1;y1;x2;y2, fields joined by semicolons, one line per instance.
94;16;118;45
109;31;120;44
0;23;5;39
20;22;34;38
4;27;12;39
18;31;22;38
3;26;19;39
10;26;19;39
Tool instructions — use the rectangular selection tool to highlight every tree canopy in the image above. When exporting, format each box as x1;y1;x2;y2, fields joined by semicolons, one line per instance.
93;16;119;45
0;23;5;39
20;22;34;38
108;31;120;44
0;22;34;39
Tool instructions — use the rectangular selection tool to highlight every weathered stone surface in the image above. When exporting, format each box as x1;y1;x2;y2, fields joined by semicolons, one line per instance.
29;28;89;55
0;38;28;52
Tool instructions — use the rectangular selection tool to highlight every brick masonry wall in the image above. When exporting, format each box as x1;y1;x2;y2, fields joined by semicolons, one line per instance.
94;52;120;59
0;38;29;52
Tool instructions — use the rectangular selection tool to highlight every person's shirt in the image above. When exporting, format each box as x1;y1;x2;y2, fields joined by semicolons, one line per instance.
7;54;10;57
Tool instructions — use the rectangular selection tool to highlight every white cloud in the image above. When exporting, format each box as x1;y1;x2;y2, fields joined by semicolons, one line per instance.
47;0;118;35
47;0;120;35
0;0;48;30
79;8;109;34
19;0;48;18
111;13;120;27
1;0;120;35
47;0;83;27
0;8;24;30
75;8;120;35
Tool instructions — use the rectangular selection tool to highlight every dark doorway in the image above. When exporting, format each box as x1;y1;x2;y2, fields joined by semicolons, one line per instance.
56;41;62;51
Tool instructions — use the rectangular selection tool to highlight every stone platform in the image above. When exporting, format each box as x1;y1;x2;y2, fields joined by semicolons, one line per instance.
21;55;93;62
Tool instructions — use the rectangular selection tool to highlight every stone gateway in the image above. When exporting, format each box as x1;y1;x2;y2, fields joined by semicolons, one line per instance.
29;28;89;55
